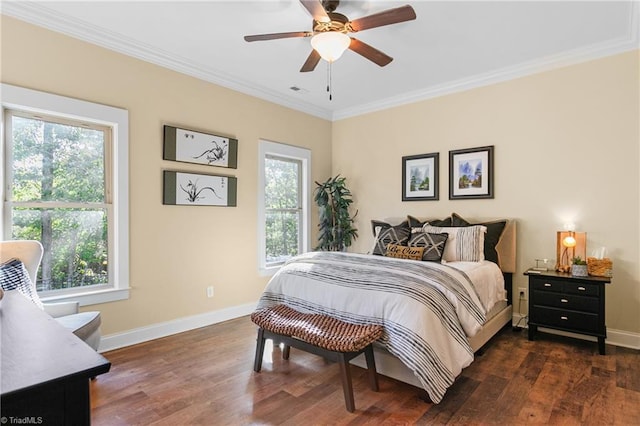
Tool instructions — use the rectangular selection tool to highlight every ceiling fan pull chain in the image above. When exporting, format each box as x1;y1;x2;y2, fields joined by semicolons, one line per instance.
327;61;333;101
326;61;330;100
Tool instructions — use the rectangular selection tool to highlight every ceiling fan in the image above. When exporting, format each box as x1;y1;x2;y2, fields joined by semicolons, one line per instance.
244;0;417;72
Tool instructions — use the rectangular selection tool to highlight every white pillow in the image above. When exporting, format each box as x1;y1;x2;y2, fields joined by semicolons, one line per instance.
421;224;486;262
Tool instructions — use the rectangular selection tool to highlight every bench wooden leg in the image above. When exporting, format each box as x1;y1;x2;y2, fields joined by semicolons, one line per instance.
253;328;266;372
364;344;379;392
338;353;356;413
251;311;382;414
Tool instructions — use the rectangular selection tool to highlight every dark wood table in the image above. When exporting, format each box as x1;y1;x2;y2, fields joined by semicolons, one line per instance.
524;269;610;354
1;291;111;425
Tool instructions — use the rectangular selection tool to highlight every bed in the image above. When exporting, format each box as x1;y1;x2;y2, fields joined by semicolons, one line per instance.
256;216;516;403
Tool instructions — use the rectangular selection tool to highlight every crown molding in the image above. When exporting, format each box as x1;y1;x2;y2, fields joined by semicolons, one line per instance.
333;0;640;121
3;1;638;123
0;1;334;121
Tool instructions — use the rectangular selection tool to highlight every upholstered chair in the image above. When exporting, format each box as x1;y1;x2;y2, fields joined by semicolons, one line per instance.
0;240;102;351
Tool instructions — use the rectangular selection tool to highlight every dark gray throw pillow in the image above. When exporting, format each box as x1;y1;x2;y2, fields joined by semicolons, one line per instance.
370;219;408;237
407;215;452;231
408;232;449;262
371;223;411;256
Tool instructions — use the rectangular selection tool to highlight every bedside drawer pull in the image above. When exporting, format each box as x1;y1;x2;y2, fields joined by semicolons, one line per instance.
561;299;568;303
561;316;568;320
578;286;586;291
544;283;552;287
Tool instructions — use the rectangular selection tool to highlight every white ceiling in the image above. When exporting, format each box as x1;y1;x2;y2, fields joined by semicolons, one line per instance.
2;1;638;120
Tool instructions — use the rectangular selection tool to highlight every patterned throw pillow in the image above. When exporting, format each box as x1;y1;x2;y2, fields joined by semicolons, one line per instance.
385;244;425;261
450;212;507;264
0;258;43;308
421;224;486;262
408;232;449;262
371;224;411;256
370;219;408;236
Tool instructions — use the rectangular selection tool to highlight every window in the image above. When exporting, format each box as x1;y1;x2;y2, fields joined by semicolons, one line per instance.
2;84;129;305
265;155;302;264
258;140;310;274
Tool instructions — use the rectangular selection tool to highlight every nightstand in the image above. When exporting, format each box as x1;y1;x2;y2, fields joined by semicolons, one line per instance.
524;270;611;354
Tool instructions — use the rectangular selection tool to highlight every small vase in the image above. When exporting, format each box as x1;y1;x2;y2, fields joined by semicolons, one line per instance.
571;264;588;277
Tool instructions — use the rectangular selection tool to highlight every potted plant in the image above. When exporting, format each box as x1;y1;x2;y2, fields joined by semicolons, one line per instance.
571;256;588;277
314;175;358;251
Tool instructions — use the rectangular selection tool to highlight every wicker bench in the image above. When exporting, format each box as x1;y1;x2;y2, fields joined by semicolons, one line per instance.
251;304;383;412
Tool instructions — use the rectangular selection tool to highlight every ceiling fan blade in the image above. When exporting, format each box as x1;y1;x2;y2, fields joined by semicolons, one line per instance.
349;38;393;67
300;49;321;72
244;31;312;42
300;0;330;22
349;5;416;32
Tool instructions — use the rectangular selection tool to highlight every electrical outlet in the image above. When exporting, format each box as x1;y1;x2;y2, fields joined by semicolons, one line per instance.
518;287;527;299
207;286;214;298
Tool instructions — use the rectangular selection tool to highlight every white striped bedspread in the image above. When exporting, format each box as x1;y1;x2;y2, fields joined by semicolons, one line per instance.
256;251;506;403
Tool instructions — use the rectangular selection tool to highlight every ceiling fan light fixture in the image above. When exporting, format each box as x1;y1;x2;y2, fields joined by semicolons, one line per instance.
310;31;350;62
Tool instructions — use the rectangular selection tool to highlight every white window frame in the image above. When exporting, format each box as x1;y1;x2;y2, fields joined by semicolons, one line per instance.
1;83;129;306
257;140;310;276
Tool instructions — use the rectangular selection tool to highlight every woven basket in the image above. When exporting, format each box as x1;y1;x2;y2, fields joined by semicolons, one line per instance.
587;257;613;277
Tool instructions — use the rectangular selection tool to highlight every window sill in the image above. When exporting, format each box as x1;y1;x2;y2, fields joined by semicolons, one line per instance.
40;287;130;307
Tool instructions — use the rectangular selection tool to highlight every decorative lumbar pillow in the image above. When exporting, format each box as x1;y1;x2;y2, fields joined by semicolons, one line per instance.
451;212;507;264
407;215;452;233
371;223;411;256
385;243;425;261
408;232;449;262
0;258;43;308
421;224;486;262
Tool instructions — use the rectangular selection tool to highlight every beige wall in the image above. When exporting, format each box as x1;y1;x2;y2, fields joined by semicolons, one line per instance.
1;16;332;335
333;50;640;334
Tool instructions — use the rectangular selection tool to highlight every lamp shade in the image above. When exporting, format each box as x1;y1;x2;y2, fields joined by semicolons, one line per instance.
562;235;577;248
311;32;351;62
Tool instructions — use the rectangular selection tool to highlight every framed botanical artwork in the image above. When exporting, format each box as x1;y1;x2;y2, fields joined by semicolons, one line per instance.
449;145;494;199
163;171;237;206
163;125;238;169
402;152;439;201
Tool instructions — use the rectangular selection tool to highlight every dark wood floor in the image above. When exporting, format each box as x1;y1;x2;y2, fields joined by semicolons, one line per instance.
91;316;640;425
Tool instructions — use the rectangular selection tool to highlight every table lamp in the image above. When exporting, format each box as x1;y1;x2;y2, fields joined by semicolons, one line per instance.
556;227;586;272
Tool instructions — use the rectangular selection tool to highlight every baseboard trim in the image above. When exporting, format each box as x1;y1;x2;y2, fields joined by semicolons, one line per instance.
98;302;256;353
512;314;640;350
97;306;638;353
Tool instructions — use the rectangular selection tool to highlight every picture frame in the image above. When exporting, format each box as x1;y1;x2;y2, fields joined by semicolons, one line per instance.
163;171;237;206
163;125;238;169
402;152;439;201
449;145;494;199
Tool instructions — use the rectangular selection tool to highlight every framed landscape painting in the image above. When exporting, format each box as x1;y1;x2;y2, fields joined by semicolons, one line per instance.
163;171;237;206
449;145;494;199
402;152;439;201
163;125;238;169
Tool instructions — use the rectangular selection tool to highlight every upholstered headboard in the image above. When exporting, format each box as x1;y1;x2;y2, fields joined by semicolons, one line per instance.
378;215;517;273
495;219;516;273
372;215;517;303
